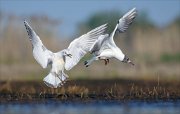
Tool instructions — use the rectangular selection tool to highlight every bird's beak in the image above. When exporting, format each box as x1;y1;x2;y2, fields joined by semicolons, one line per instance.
128;60;135;66
66;54;72;58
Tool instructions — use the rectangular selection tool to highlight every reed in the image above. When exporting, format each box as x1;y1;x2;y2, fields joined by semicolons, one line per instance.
0;79;179;102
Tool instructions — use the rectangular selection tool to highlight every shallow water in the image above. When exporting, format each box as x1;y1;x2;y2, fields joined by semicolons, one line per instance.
0;100;180;114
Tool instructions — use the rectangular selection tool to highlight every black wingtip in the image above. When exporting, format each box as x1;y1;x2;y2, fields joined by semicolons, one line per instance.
24;19;26;23
24;20;33;40
24;20;28;26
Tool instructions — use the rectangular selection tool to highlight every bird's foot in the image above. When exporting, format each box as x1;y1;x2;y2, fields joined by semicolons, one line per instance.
57;76;68;87
64;51;72;58
84;61;89;67
67;53;72;58
104;59;110;65
104;59;107;65
84;61;88;65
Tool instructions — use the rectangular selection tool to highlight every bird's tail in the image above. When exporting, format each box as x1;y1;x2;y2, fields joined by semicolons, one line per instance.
43;72;68;88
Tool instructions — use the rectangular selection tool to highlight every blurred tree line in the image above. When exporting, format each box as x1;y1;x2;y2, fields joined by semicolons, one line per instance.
78;10;155;34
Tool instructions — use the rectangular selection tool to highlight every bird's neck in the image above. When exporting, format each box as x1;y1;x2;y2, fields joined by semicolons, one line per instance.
109;24;118;45
114;48;125;61
110;24;118;38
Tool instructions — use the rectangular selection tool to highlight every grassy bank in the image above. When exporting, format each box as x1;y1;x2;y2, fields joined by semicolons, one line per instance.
0;79;179;103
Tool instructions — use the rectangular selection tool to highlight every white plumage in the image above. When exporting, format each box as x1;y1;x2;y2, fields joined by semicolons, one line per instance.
63;23;107;70
24;21;107;88
117;8;137;33
84;8;137;67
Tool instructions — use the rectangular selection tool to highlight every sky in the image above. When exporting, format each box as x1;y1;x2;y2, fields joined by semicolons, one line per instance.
0;0;180;37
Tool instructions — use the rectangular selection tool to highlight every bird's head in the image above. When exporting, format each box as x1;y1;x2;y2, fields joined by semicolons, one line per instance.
122;55;134;66
62;50;72;58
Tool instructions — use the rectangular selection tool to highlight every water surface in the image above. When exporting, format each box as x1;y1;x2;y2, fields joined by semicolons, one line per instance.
0;100;179;114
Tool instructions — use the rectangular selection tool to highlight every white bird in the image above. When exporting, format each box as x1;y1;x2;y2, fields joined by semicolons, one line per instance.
24;21;107;88
84;8;137;67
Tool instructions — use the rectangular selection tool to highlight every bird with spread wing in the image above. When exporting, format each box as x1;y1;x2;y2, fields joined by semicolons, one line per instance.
84;8;137;67
24;21;107;88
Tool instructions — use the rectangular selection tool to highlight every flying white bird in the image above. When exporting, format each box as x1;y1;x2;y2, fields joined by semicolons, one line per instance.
24;21;107;88
84;8;137;67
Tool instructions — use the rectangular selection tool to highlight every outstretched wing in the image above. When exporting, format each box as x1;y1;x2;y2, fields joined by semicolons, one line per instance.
107;8;137;46
65;24;107;70
117;7;137;33
89;34;109;54
24;21;53;68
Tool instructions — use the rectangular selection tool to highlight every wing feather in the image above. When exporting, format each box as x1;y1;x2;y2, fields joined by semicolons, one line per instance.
89;34;109;54
65;24;107;70
24;21;53;68
117;8;137;33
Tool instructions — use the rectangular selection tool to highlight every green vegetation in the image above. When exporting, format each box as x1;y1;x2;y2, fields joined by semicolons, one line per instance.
78;10;121;34
131;11;155;29
170;16;180;28
160;53;180;63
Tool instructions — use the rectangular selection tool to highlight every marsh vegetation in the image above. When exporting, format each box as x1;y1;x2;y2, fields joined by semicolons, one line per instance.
0;79;179;103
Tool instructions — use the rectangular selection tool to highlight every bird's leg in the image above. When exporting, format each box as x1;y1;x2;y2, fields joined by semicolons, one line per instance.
56;71;67;86
98;57;108;65
104;59;110;65
56;72;63;83
61;71;69;84
104;59;108;65
53;72;64;87
107;59;109;64
85;56;97;67
51;70;67;88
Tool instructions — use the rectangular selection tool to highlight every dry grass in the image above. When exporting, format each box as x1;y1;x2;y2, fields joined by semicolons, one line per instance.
0;79;179;102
